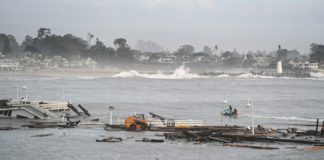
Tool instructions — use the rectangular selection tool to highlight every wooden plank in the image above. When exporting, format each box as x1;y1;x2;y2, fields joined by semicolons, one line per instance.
224;143;279;150
304;146;324;151
208;136;231;143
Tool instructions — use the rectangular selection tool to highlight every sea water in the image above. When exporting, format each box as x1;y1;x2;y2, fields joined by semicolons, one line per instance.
0;67;324;160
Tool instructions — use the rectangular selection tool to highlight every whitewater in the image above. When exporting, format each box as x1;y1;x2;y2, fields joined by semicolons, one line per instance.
113;64;324;80
113;64;203;79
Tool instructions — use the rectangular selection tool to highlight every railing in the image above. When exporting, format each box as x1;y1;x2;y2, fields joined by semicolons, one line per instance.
10;100;68;111
29;104;59;118
38;103;68;111
13;104;60;119
19;106;47;119
147;119;203;127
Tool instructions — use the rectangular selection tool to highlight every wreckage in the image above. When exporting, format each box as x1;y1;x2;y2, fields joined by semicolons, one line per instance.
0;99;90;119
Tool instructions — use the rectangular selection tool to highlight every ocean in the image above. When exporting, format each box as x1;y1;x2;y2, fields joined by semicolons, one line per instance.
0;66;324;160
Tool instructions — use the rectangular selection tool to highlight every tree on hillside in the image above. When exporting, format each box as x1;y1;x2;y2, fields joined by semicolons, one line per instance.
203;46;212;55
276;45;287;61
174;44;195;62
177;45;195;55
310;43;324;64
221;51;241;66
114;38;133;61
242;51;257;67
62;34;87;57
21;35;34;49
37;28;51;39
113;38;127;48
28;28;90;58
0;34;20;55
87;33;94;49
86;38;115;64
24;45;39;54
0;34;12;54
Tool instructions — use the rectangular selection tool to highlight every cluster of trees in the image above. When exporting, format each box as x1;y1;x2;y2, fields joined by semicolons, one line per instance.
1;28;324;67
310;43;324;64
0;28;135;65
0;34;20;54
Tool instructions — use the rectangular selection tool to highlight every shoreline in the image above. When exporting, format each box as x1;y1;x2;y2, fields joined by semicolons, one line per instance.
0;67;323;79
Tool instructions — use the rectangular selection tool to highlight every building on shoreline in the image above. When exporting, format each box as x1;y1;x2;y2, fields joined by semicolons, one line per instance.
293;62;319;71
0;59;19;71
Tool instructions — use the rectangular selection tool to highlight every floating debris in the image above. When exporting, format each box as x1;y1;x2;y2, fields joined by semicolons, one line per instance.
90;118;99;121
0;127;18;131
135;138;164;143
31;133;54;137
96;137;123;142
224;143;279;150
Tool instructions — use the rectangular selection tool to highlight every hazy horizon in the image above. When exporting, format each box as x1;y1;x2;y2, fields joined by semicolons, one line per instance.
1;0;324;54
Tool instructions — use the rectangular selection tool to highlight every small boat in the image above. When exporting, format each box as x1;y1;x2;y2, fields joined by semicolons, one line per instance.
96;137;123;142
222;109;238;117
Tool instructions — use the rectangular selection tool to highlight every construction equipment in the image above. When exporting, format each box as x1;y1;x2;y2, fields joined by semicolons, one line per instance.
125;114;148;130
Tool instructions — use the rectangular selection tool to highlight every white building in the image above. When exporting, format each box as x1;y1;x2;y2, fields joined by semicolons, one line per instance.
0;59;19;71
294;62;318;71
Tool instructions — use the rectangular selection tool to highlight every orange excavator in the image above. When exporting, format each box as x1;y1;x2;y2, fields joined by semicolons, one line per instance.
125;114;148;130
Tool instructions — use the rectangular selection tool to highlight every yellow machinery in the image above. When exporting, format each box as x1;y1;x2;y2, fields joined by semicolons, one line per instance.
125;114;148;130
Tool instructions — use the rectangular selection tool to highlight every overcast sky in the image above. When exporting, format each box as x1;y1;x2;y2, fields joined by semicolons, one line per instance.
1;0;324;53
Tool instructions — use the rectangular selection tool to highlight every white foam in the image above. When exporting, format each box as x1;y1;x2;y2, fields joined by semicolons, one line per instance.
310;72;324;78
113;64;204;79
237;73;275;79
76;76;99;80
216;74;230;78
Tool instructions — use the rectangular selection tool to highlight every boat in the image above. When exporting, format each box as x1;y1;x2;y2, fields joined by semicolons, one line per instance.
222;109;238;117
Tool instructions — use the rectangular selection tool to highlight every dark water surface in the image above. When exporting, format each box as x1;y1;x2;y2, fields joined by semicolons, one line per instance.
1;75;324;159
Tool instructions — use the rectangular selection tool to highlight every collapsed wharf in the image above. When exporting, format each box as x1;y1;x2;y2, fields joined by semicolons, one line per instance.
105;124;324;147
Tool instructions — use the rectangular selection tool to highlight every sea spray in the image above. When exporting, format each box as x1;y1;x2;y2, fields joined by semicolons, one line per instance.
237;73;275;79
310;72;324;78
113;64;204;79
113;66;324;80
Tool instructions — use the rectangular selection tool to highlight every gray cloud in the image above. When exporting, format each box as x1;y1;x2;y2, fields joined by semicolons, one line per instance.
0;0;323;53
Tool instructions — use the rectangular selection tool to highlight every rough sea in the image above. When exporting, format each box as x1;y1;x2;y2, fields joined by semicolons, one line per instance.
1;66;324;160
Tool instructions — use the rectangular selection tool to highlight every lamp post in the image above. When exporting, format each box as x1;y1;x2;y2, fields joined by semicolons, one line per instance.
246;100;254;135
221;98;228;126
16;81;19;101
22;86;27;102
109;106;115;125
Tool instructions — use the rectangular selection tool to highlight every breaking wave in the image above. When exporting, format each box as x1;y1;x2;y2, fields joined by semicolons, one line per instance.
310;72;324;78
237;73;275;79
215;74;230;78
113;64;204;79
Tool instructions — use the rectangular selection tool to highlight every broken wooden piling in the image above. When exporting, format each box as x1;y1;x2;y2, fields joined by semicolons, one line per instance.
224;143;279;150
